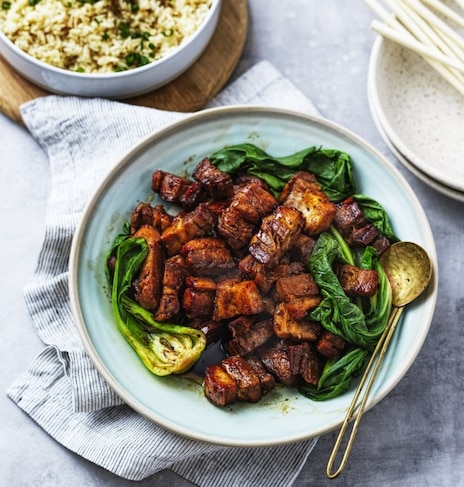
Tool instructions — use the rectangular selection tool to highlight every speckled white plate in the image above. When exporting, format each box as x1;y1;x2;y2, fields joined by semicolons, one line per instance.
69;106;437;447
368;68;464;203
368;36;464;193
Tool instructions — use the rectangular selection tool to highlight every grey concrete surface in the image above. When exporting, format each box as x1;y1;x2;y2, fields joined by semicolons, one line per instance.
1;1;463;486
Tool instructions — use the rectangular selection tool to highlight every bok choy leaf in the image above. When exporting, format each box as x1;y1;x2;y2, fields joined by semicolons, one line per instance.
110;237;206;376
298;348;369;401
209;143;355;201
308;232;392;351
353;194;398;241
303;233;392;400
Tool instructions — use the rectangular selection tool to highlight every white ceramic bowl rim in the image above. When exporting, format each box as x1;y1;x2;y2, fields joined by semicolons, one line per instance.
0;0;220;79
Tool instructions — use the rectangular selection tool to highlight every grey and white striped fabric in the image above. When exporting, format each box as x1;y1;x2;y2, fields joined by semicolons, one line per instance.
7;61;320;486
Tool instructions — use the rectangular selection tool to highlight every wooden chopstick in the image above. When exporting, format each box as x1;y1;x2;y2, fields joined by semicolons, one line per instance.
363;0;464;96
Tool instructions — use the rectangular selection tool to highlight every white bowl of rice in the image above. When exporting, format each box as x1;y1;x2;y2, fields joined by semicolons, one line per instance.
0;0;221;98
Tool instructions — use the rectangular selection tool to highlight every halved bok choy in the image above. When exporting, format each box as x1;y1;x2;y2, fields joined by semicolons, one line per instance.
110;237;206;376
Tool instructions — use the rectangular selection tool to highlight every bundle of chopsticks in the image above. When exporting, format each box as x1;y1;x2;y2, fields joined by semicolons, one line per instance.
364;0;464;96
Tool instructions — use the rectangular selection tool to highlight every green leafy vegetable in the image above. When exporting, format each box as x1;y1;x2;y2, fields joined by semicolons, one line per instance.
209;143;398;242
330;225;355;265
110;237;206;376
354;194;398;241
308;232;392;351
300;243;391;401
298;348;369;401
364;253;392;336
209;143;356;201
107;142;397;402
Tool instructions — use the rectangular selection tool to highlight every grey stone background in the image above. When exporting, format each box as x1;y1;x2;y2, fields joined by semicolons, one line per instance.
1;1;463;486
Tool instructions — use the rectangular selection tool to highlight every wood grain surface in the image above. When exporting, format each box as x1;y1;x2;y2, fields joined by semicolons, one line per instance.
0;0;248;124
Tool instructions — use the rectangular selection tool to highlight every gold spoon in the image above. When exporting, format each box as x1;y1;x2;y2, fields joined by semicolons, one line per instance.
326;241;433;479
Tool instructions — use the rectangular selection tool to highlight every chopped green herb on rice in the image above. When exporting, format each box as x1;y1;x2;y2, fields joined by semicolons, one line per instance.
0;0;211;72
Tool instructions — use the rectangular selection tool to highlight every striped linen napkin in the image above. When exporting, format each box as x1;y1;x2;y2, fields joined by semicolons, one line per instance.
7;60;320;486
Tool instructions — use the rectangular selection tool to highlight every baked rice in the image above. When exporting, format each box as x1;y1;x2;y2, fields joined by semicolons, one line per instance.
0;0;212;73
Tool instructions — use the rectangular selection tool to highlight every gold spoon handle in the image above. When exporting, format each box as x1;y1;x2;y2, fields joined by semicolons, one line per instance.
326;305;404;479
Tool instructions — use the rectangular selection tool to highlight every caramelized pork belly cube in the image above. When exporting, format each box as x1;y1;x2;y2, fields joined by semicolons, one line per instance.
181;237;235;276
204;364;237;407
285;297;322;321
217;183;278;250
132;225;165;310
178;182;207;210
217;201;256;250
238;254;272;293
269;262;307;294
238;254;275;293
333;197;384;248
239;182;278;219
336;264;379;297
288;342;325;386
226;318;275;356
153;254;187;321
222;356;262;403
151;170;206;210
275;273;320;301
192;157;234;200
372;236;391;255
130;203;174;235
275;273;321;319
151;170;190;201
279;172;337;236
193;319;228;344
350;224;380;247
213;278;265;321
182;276;216;319
228;183;277;224
131;202;154;234
257;338;299;386
205;200;229;219
278;171;317;201
333;197;367;238
239;255;307;295
245;354;276;395
316;330;346;358
273;302;322;341
288;233;317;263
234;174;270;190
249;206;305;267
161;203;215;256
228;315;256;338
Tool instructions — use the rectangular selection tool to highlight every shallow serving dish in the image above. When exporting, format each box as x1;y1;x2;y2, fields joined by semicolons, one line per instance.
69;106;438;447
368;77;464;203
368;35;464;194
0;0;221;98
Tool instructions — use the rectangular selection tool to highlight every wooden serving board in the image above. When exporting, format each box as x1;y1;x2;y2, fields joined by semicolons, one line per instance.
0;0;248;124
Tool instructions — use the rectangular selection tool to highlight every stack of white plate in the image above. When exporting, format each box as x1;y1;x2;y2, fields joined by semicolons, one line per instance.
368;36;464;202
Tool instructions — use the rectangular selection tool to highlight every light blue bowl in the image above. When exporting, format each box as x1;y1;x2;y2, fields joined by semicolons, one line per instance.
69;106;437;446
